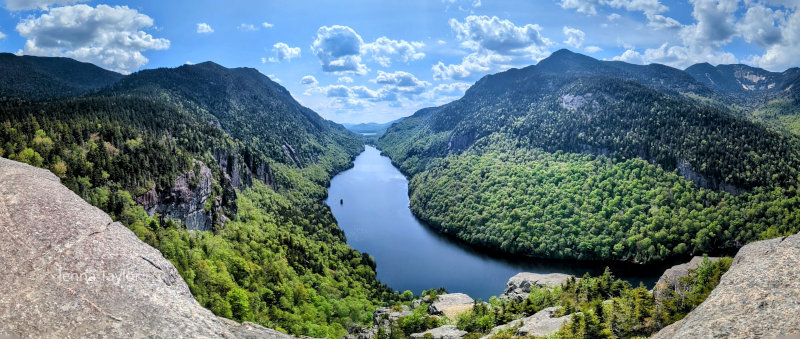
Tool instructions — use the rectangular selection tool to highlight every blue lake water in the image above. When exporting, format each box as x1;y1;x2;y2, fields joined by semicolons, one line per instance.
326;146;669;300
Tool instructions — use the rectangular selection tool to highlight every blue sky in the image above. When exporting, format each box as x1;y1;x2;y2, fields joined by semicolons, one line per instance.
1;0;799;123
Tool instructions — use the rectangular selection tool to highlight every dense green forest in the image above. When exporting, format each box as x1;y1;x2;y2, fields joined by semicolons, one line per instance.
0;57;393;338
380;49;800;263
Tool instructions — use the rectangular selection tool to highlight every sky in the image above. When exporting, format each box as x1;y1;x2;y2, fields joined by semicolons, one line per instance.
1;0;799;123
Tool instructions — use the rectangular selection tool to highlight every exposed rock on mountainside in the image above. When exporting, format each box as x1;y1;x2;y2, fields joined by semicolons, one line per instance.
502;272;575;301
410;325;467;339
653;234;800;338
0;158;292;338
428;293;475;319
654;256;720;291
480;307;573;338
136;161;217;231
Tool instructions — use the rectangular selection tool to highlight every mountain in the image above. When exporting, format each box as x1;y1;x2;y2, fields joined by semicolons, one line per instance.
343;118;405;135
0;57;390;338
378;49;800;263
0;53;124;100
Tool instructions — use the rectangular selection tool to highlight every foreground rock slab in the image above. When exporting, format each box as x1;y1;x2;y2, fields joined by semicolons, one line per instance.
0;158;292;338
410;325;467;339
653;234;800;338
428;293;475;319
502;272;574;301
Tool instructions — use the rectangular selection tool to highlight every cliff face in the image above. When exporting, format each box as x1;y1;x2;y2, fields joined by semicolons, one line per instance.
653;234;800;338
0;158;291;338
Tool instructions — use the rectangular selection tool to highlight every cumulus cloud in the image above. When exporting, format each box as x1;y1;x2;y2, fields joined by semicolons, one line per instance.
737;4;784;48
433;16;551;80
363;37;425;67
680;0;738;48
269;42;301;62
311;25;368;74
300;75;318;86
262;22;274;28
374;70;430;94
450;15;550;54
16;4;169;73
6;0;84;10
563;26;585;48
747;6;800;70
196;23;213;34
267;74;281;83
338;76;354;83
0;31;5;39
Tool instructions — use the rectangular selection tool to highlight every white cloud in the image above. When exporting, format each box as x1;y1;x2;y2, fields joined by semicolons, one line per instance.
16;4;169;73
237;23;257;31
647;14;682;29
262;22;274;28
747;5;800;70
561;0;680;30
311;25;368;74
260;57;267;63
363;37;425;67
607;13;622;21
679;0;738;48
300;75;318;86
737;4;784;48
0;31;5;39
612;48;646;64
450;15;551;54
433;16;551;80
6;0;85;10
267;74;281;83
269;42;301;62
560;0;600;14
563;26;585;48
432;51;512;80
373;70;430;94
196;23;213;34
338;76;354;83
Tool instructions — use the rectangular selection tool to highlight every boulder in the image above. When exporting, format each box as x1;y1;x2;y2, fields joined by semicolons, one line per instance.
502;272;575;301
428;293;474;319
373;305;412;328
655;256;720;290
0;158;293;338
410;325;467;339
652;234;800;338
515;307;574;337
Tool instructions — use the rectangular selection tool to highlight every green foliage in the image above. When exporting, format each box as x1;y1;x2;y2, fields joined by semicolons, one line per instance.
0;61;393;338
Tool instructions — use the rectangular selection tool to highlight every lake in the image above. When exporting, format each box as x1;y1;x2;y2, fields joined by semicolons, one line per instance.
325;146;671;301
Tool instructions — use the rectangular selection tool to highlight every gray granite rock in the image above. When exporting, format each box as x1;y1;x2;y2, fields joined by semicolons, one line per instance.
373;305;412;327
652;234;800;338
428;293;474;318
502;272;575;301
0;158;293;338
410;325;467;339
655;256;720;290
515;307;574;337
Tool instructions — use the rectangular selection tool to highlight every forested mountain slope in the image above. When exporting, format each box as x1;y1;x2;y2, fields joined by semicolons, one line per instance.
0;56;392;338
0;53;124;100
379;49;800;263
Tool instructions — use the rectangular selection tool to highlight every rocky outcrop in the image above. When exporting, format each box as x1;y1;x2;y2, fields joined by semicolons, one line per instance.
428;293;474;319
0;158;292;338
516;307;574;337
653;234;800;338
502;272;575;301
654;256;720;292
480;307;573;338
410;325;467;339
373;306;412;328
137;161;216;231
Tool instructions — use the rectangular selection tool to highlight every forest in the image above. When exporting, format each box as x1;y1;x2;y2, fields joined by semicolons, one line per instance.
379;50;800;264
0;57;394;338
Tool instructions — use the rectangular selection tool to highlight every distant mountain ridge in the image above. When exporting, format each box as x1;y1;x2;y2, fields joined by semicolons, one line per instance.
343;118;405;135
0;53;124;100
